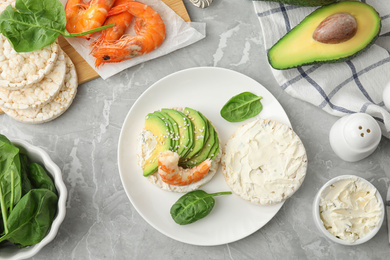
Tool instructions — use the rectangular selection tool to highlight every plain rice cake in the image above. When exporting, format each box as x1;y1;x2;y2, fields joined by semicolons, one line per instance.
2;53;78;124
0;35;59;90
0;49;66;109
222;119;308;205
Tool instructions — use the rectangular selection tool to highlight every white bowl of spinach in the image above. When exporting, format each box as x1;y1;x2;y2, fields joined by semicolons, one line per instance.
0;135;67;260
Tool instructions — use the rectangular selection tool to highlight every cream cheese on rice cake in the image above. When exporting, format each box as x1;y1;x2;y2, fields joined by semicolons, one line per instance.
137;107;221;193
2;53;77;124
0;49;66;109
222;119;307;205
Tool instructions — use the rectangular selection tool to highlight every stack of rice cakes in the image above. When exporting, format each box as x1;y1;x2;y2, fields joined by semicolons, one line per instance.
0;0;78;123
0;39;78;124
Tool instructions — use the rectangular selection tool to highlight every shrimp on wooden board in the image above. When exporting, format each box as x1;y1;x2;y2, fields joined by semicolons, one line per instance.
65;0;115;38
158;150;212;186
90;1;166;67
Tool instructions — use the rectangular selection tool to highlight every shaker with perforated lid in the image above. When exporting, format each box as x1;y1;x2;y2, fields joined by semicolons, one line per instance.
329;113;381;162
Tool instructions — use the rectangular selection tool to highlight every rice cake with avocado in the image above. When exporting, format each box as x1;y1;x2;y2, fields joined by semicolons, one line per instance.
137;107;221;192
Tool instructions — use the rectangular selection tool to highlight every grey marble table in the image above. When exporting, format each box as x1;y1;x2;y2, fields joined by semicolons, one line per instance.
1;0;390;259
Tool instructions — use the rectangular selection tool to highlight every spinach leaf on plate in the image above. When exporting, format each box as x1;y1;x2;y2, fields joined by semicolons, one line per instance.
220;92;263;122
0;0;114;52
170;190;232;225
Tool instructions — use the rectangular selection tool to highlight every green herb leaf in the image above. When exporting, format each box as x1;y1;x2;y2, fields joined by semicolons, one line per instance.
20;154;32;196
0;134;59;247
220;92;263;122
0;0;114;52
0;135;22;234
170;190;231;225
0;189;58;247
28;163;57;194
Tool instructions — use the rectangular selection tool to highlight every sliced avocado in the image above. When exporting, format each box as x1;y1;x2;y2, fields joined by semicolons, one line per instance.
181;107;207;160
198;112;209;144
180;119;215;168
152;111;179;152
161;108;194;157
208;133;220;161
142;114;172;176
252;0;337;7
268;1;381;69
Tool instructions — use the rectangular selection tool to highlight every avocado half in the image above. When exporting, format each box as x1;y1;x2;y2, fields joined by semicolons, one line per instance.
268;1;382;70
253;0;337;7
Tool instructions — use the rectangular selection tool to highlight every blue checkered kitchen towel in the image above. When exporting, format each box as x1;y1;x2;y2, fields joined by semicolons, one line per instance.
253;0;390;138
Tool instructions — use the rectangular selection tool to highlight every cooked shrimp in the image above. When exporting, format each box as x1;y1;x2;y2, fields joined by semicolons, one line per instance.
158;150;211;186
90;1;166;67
91;0;134;45
65;0;115;38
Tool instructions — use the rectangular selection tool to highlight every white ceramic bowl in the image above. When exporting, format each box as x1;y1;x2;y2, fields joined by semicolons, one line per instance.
0;139;67;260
313;175;384;246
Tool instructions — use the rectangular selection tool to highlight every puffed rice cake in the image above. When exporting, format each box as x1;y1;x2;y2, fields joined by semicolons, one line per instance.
0;35;59;90
0;49;66;110
0;0;14;13
221;119;308;205
2;53;78;124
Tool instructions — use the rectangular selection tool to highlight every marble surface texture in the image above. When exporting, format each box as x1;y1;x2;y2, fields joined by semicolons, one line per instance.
1;0;390;259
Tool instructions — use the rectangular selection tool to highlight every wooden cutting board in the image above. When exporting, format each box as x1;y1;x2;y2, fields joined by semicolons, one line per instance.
59;0;191;85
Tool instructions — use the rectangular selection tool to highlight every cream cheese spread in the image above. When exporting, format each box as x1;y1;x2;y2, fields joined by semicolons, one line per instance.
319;177;383;242
222;119;307;205
137;130;157;167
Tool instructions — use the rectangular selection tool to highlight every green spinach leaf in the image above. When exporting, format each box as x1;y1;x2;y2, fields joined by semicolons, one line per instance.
170;190;231;225
220;92;263;122
0;189;58;247
0;0;114;52
0;135;22;232
28;163;57;194
20;154;32;196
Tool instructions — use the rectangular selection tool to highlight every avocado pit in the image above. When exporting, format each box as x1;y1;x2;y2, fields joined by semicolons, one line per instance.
313;13;357;44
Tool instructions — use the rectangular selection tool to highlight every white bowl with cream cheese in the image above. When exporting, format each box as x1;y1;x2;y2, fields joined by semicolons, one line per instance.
313;175;384;245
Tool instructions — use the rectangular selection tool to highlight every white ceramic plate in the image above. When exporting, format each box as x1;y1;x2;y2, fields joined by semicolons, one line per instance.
118;67;291;246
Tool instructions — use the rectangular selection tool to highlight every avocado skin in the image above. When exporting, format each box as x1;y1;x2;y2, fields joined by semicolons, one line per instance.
267;2;382;69
252;0;337;7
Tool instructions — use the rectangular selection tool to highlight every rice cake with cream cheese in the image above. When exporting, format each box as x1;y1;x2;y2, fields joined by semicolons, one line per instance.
0;49;66;109
222;119;307;205
2;53;77;124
